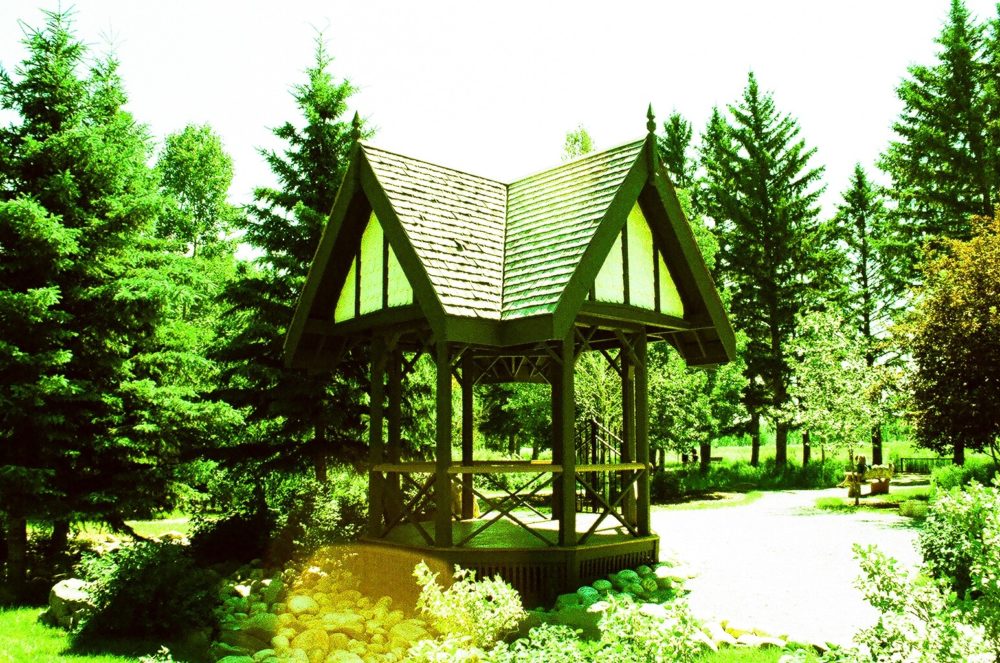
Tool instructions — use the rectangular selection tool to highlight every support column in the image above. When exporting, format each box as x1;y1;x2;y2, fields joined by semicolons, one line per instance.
621;340;636;526
461;351;475;519
555;333;576;547
434;341;453;547
367;336;386;537
635;330;650;536
386;346;403;523
551;366;563;521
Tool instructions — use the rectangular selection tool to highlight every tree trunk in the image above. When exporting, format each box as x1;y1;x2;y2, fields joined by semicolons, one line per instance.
775;422;788;467
531;436;540;461
6;516;27;600
802;430;811;466
953;440;965;466
313;424;328;482
49;518;70;558
749;414;761;467
699;442;711;472
507;433;517;457
871;425;883;466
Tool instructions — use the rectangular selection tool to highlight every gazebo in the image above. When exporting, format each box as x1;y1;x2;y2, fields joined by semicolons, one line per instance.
284;110;735;604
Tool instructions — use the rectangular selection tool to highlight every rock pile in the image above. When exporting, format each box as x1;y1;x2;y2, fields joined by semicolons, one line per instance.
211;549;434;663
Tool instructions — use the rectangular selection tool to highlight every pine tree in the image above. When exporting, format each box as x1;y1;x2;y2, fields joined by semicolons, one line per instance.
830;165;904;464
881;0;999;280
214;38;368;479
699;72;828;467
0;10;221;594
657;112;695;189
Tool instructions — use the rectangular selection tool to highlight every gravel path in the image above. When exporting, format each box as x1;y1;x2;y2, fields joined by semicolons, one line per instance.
651;488;922;646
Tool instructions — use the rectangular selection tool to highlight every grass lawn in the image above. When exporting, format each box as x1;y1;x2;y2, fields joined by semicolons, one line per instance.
0;609;139;663
657;491;765;511
815;485;931;517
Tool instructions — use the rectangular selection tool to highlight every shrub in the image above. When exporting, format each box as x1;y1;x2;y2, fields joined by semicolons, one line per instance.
76;542;219;641
267;472;367;561
931;458;998;492
650;458;844;502
412;562;526;650
919;482;998;597
899;499;928;519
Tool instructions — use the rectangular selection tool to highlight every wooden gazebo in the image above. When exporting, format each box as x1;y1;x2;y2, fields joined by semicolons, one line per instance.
284;110;735;604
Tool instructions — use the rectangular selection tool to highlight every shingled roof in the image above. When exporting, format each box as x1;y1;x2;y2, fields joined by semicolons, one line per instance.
285;127;735;367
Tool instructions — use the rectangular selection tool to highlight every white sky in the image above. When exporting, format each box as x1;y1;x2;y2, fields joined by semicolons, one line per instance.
1;0;996;216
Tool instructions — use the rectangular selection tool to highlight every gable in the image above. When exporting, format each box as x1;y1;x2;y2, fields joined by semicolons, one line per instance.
591;202;684;317
333;210;414;323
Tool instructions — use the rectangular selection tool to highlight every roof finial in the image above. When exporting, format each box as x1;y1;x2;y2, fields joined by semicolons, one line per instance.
351;112;362;142
646;104;656;136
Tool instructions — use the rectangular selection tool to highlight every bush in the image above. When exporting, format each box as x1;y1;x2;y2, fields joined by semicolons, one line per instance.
651;458;844;502
920;481;998;597
899;499;928;519
267;471;367;562
931;458;998;492
412;562;526;651
76;542;219;641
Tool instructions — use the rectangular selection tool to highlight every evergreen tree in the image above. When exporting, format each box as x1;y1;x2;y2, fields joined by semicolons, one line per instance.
657;111;695;189
881;0;999;281
0;11;227;594
831;165;903;464
699;72;828;467
214;38;368;480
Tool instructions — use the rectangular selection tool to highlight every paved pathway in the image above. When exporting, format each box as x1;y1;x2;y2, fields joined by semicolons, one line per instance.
651;488;922;646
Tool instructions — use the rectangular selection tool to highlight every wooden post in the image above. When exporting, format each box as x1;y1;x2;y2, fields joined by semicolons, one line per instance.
635;330;650;536
556;332;576;547
386;346;403;522
367;336;386;537
434;341;453;547
551;364;563;521
461;351;475;520
621;340;636;526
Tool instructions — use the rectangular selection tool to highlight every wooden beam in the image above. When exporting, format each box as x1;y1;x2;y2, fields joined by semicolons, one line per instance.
635;330;651;536
461;351;475;520
555;333;576;547
621;335;636;526
386;346;403;523
367;336;386;537
434;341;453;547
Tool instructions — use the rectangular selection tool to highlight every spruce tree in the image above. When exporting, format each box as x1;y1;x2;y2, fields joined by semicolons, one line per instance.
831;165;902;464
699;72;828;467
0;11;219;594
214;38;367;479
881;0;999;280
657;111;695;189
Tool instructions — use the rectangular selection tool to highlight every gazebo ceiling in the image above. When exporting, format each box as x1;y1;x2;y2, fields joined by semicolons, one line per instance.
285;117;736;369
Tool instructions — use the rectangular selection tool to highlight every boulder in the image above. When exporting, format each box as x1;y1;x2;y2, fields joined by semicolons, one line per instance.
320;611;365;639
389;619;429;646
287;595;320;616
291;627;329;652
325;652;364;663
48;578;93;626
703;622;738;647
242;612;279;641
219;628;268;652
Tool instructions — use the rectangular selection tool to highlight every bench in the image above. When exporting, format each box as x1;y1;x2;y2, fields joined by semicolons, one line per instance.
840;464;894;504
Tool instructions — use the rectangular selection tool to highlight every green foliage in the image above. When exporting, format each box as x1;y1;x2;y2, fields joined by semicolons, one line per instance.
851;543;987;661
787;310;875;451
658;112;695;189
267;473;367;561
562;125;593;160
930;457;998;491
593;595;703;663
699;72;832;465
905;213;1000;463
651;459;843;502
155;123;238;258
214;35;368;477
412;562;526;650
76;542;218;641
880;0;1000;280
900;499;929;519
